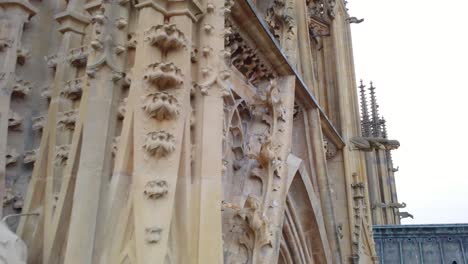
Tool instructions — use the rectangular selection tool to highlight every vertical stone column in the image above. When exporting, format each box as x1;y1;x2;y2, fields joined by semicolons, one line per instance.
331;2;375;260
386;151;400;224
308;108;344;264
129;1;199;262
191;1;226;262
377;149;394;224
0;0;36;218
62;2;127;260
40;6;89;263
366;151;384;224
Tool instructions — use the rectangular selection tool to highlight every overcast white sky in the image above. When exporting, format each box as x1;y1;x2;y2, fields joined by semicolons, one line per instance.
349;1;468;224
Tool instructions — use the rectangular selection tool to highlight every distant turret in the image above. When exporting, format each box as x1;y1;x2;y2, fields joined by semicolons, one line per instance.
369;81;381;138
359;80;371;137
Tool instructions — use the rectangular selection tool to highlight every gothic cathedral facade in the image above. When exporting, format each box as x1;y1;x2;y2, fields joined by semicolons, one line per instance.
0;0;403;263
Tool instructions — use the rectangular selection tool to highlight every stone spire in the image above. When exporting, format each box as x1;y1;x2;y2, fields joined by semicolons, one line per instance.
381;117;387;139
369;81;381;137
359;80;371;137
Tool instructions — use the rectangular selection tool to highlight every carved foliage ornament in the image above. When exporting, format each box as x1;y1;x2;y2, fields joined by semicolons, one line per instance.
57;110;77;130
67;46;89;67
195;69;231;96
55;145;70;166
12;79;32;97
143;62;184;90
8;111;22;129
6;149;19;166
45;54;58;69
61;78;85;100
142;92;179;121
265;0;295;41
144;23;187;52
306;0;335;22
236;195;273;257
307;0;334;40
24;149;38;164
143;180;169;199
143;131;176;157
145;226;163;244
225;18;276;85
32;115;47;131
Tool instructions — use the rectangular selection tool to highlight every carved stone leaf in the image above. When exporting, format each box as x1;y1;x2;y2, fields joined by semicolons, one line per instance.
142;92;179;121
143;62;184;90
144;23;187;52
143;131;176;157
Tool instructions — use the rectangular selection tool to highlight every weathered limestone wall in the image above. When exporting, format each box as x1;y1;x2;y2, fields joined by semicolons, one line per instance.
0;0;400;263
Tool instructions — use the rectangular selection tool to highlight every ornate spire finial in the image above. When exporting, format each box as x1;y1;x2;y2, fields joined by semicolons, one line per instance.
381;117;387;139
359;79;371;137
368;81;381;137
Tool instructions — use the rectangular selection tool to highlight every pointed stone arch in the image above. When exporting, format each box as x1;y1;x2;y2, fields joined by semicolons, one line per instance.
278;154;332;263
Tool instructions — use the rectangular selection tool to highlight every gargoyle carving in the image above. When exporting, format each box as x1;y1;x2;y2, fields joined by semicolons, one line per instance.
143;180;169;199
8;111;22;129
142;92;179;121
67;46;89;67
143;62;184;90
144;23;187;52
6;148;19;166
55;145;70;166
398;212;414;219
61;78;84;100
12;79;32;97
57;110;77;130
32;115;47;131
373;202;407;209
145;226;163;244
350;137;400;151
347;17;364;24
24;149;38;164
236;195;273;260
143;131;176;157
